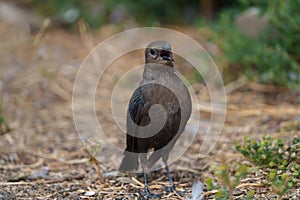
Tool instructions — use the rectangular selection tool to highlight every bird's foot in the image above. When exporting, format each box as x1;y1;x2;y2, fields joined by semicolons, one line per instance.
140;186;162;199
164;185;185;196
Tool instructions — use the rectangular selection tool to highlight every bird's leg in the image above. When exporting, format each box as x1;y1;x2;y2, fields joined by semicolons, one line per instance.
163;161;185;196
165;164;175;192
140;155;161;199
141;165;153;199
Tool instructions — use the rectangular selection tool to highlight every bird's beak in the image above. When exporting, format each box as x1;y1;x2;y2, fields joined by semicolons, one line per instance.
160;50;174;62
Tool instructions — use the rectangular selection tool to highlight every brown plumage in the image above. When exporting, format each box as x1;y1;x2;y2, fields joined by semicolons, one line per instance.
120;40;192;198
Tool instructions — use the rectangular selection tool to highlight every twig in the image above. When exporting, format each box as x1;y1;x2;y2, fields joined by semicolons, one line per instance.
247;82;288;93
240;177;264;183
228;107;300;117
225;76;247;94
83;146;104;183
236;183;264;189
197;103;224;113
0;158;44;170
0;175;85;186
78;19;95;51
44;191;59;198
173;191;185;200
131;177;144;187
49;81;71;102
33;18;51;47
176;165;199;173
203;189;218;197
59;158;89;165
98;191;139;195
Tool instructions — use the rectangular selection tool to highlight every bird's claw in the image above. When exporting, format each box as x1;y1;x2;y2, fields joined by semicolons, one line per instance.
163;185;185;196
140;186;162;199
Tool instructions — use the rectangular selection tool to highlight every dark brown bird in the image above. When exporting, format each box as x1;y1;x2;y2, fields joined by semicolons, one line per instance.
119;40;192;198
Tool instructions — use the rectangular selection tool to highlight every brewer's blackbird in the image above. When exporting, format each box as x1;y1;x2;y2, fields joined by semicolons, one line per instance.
119;40;192;198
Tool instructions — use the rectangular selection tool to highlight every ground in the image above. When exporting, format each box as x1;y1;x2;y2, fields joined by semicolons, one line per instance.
0;21;299;200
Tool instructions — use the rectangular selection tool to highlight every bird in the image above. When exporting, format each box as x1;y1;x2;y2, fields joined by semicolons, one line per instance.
119;40;192;199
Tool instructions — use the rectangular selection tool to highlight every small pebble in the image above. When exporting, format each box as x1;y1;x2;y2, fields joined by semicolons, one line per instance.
84;191;96;196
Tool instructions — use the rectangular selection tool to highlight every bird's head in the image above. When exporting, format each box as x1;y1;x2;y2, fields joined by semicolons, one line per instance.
145;40;174;67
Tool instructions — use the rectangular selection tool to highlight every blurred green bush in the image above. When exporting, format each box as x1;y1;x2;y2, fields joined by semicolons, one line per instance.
28;0;299;88
211;0;300;88
29;0;199;26
30;0;106;27
0;97;3;122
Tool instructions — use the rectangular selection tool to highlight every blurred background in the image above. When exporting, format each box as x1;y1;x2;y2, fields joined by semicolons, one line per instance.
2;0;299;87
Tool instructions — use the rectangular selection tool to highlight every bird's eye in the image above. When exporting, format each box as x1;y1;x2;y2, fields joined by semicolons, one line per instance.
150;49;155;55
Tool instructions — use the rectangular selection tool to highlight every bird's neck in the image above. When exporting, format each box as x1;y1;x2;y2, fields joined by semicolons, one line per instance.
142;63;176;81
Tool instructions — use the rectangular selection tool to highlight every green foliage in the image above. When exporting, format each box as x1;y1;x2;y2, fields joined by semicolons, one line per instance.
30;0;110;28
0;98;11;134
245;189;255;200
268;170;294;198
205;163;250;199
238;0;270;12
0;114;4;125
29;0;198;27
235;135;299;167
211;0;300;88
0;115;4;124
89;141;102;157
239;0;300;56
206;135;299;199
235;135;299;197
0;99;4;125
113;0;197;25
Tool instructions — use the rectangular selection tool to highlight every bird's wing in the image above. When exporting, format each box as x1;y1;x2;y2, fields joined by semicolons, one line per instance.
126;86;151;152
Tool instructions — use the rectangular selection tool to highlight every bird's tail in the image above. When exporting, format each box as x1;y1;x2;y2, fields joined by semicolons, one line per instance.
119;151;139;171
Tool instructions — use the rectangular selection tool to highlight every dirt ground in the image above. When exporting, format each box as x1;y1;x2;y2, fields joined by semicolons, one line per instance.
0;20;299;200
